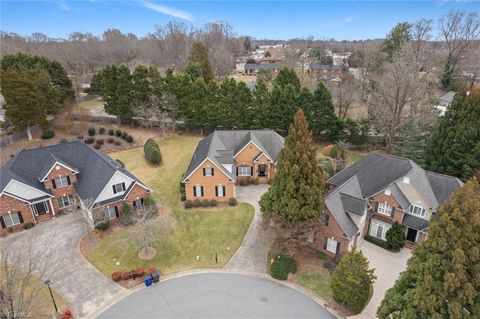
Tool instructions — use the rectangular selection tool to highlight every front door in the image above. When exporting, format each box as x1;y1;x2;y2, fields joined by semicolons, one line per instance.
258;164;267;177
406;227;418;242
33;201;49;215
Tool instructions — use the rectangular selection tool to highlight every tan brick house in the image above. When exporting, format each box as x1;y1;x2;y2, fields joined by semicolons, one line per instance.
182;130;284;201
314;154;463;258
0;141;152;232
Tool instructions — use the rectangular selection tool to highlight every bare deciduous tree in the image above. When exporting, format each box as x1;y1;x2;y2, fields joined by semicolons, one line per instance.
335;73;360;119
134;93;177;133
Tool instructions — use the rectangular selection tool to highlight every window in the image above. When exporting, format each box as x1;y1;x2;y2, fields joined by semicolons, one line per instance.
113;182;126;194
33;201;49;215
58;195;74;208
409;205;426;217
52;176;70;188
377;202;392;216
203;167;214;176
104;206;117;220
320;214;329;226
194;185;203;197
133;199;143;211
3;212;21;227
369;220;391;241
326;237;338;253
238;166;252;176
216;185;225;197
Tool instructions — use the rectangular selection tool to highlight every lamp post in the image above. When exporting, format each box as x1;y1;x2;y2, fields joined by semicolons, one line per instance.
44;280;58;313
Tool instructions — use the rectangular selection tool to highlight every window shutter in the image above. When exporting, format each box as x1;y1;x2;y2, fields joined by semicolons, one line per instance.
113;185;117;194
323;237;328;250
391;207;396;217
211;168;214;176
141;198;144;206
17;212;24;223
203;168;206;176
0;217;5;229
250;166;254;176
375;202;379;212
222;186;226;197
201;186;204;197
193;186;196;197
336;242;341;254
236;166;239;176
67;176;71;185
114;206;119;218
215;186;218;196
52;179;57;189
122;182;126;191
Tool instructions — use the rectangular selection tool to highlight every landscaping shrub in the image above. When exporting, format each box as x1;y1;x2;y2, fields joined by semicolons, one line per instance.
144;138;162;165
59;138;68;143
85;137;95;144
121;131;128;139
385;222;406;249
93;144;101;150
364;235;389;249
179;182;186;201
22;222;35;230
107;137;115;144
8;227;16;233
319;158;335;178
115;130;122;137
96;138;105;145
108;129;114;136
228;197;237;206
95;220;109;231
323;260;336;274
322;144;334;157
239;179;249;186
145;267;157;276
126;135;134;143
99;127;105;134
210;199;218;207
193;199;201;207
111;272;122;282
201;199;210;207
121;271;132;280
330;145;338;158
270;255;297;281
135;268;145;277
180;193;186;201
115;159;125;168
88;127;96;136
184;200;193;209
114;140;121;146
143;196;158;215
120;203;133;226
41;129;55;139
77;135;84;140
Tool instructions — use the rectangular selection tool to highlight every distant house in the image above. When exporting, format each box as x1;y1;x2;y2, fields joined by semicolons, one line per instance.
308;64;343;82
182;130;284;201
0;141;152;232
434;91;456;116
244;63;280;75
314;154;463;258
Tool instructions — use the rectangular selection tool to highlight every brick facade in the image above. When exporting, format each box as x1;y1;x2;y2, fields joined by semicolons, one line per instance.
313;208;351;258
43;164;79;214
185;159;234;201
234;142;262;184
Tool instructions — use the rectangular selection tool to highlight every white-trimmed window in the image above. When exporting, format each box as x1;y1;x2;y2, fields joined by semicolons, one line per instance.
370;219;391;241
133;199;143;211
326;237;338;253
377;202;392;216
409;205;426;217
53;176;70;188
203;167;214;176
32;201;49;215
216;185;225;197
194;185;204;197
238;166;251;176
3;212;21;227
113;182;126;194
104;206;117;220
58;195;75;208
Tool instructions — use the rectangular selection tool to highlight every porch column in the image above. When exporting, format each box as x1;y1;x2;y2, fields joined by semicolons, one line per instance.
29;204;37;224
49;198;55;216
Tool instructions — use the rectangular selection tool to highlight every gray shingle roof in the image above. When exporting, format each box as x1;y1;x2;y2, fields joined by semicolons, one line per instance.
0;140;150;205
183;130;284;182
340;192;367;216
244;63;279;70
38;154;78;181
426;171;463;205
402;214;429;230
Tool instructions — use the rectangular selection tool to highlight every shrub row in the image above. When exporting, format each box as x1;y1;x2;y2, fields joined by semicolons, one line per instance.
144;138;162;165
238;177;260;186
89;127;133;143
270;255;297;281
184;199;218;209
364;235;389;249
111;267;157;282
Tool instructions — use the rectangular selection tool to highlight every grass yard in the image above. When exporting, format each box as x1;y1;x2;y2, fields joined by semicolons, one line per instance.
85;135;255;276
78;97;104;111
296;265;333;300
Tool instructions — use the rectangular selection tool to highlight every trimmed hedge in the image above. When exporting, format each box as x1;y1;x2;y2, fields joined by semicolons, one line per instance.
364;235;389;249
41;129;55;139
270;255;297;280
95;220;109;231
115;130;122;137
144;138;162;165
99;127;105;134
184;200;193;209
88;127;96;136
228;197;237;206
385;222;406;249
126;135;133;143
108;129;114;136
201;199;210;207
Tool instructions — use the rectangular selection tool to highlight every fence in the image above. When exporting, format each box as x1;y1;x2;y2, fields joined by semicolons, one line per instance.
0;125;41;147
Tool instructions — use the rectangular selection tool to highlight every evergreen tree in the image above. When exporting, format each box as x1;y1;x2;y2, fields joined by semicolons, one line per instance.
250;79;270;129
378;179;480;319
132;65;151;105
1;65;60;140
307;82;343;140
395;118;426;166
385;222;406;249
331;248;376;313
382;22;411;61
273;67;300;89
425;86;480;180
184;42;214;83
268;84;300;134
260;109;325;222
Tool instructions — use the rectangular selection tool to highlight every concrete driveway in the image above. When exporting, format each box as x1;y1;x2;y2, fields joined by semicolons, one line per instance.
349;241;412;319
98;272;336;319
225;184;274;274
1;212;124;318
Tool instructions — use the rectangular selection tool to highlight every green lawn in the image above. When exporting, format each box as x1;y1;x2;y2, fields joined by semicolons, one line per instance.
85;135;255;276
78;97;104;111
296;266;333;300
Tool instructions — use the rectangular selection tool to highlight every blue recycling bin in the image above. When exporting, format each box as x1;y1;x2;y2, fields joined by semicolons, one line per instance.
144;277;152;287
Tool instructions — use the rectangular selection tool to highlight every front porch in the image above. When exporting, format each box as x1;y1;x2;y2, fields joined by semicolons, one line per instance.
29;199;55;223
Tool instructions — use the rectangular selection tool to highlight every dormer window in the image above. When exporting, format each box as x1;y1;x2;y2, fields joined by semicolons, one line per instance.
409;205;425;217
377;202;392;216
52;176;70;189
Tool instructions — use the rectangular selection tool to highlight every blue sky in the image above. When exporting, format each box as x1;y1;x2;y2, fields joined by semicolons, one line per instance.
1;1;479;40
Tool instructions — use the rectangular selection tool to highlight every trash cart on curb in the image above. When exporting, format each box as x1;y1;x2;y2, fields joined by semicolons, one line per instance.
151;271;160;283
144;276;152;287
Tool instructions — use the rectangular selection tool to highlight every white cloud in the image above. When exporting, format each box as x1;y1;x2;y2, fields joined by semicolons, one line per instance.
138;1;194;21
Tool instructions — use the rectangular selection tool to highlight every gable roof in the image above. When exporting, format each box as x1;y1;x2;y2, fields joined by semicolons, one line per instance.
326;154;463;238
182;130;284;182
0;140;151;205
38;154;79;181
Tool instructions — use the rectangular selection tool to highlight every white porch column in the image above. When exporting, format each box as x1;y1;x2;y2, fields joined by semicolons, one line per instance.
29;204;37;224
48;198;55;216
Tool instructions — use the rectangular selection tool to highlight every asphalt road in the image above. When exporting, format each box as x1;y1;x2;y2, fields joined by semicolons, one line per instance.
97;273;336;319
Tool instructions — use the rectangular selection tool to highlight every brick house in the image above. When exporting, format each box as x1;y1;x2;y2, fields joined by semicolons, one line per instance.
0;141;152;232
244;63;280;75
314;154;463;258
182;130;284;201
308;64;343;82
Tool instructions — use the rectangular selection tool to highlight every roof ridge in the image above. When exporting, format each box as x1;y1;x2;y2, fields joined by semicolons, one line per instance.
425;169;462;181
339;191;364;201
17;140;83;154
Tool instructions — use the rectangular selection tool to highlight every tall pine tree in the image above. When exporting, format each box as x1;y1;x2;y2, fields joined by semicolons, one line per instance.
378;178;480;318
184;42;214;83
260;109;325;222
395;118;426;166
307;82;343;140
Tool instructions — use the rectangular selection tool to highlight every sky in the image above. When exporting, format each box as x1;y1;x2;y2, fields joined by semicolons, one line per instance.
1;0;479;40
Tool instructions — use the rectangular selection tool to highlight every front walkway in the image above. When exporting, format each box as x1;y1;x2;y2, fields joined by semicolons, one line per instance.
349;240;412;319
224;184;274;274
1;212;125;318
